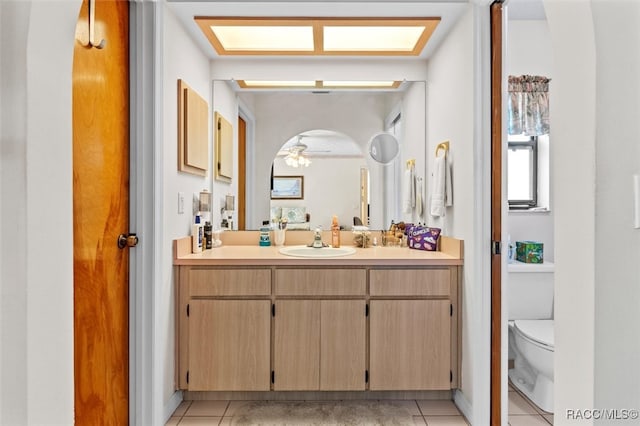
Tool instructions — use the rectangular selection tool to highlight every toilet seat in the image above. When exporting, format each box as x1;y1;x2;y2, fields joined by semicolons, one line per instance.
514;320;554;350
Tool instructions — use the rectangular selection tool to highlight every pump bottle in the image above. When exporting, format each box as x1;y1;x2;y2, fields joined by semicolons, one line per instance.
331;215;341;248
192;215;203;253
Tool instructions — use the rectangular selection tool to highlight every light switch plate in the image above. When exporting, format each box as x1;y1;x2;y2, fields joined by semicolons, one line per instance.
178;192;185;214
634;175;640;229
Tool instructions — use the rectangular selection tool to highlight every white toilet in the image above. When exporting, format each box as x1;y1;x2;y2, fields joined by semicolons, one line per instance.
508;261;554;413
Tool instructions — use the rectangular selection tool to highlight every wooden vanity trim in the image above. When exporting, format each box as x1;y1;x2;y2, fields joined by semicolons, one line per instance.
189;268;271;296
369;269;450;297
275;268;366;296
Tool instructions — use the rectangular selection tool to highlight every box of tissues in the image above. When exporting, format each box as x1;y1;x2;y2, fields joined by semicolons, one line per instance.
516;241;544;263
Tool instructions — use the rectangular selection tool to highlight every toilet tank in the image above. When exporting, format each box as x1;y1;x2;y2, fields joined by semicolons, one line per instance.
508;261;554;320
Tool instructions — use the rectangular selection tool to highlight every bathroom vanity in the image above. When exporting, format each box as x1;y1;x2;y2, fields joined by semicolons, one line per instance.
173;232;463;397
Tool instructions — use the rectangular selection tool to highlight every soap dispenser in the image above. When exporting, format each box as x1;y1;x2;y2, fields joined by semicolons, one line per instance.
331;215;341;248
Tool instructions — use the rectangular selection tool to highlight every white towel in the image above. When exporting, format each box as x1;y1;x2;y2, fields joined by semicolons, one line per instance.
416;177;423;218
430;152;453;217
402;168;415;214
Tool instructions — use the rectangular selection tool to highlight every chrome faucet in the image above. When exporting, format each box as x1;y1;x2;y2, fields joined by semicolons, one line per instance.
311;227;325;248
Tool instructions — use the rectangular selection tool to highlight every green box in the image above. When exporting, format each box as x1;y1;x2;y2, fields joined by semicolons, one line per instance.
516;241;544;263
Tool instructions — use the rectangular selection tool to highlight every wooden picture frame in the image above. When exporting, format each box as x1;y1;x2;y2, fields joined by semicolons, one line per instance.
271;176;304;199
215;111;233;183
177;79;208;176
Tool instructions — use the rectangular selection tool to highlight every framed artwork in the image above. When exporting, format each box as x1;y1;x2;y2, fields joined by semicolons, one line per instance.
215;111;233;183
177;79;208;176
271;176;304;199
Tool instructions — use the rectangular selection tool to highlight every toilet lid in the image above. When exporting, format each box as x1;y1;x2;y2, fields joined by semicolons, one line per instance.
514;320;554;348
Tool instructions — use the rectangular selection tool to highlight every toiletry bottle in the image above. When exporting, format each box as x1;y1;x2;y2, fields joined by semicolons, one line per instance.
331;215;341;248
204;221;212;250
192;215;203;253
259;226;271;246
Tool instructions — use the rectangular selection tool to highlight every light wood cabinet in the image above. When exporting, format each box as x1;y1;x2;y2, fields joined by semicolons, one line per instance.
320;299;366;390
273;300;320;390
175;264;460;393
188;299;271;391
273;299;366;391
369;299;450;390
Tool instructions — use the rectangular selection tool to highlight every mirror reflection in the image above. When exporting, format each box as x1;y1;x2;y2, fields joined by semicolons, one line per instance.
270;130;367;231
212;80;427;230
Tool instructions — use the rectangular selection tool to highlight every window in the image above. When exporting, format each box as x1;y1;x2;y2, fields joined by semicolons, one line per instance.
507;135;538;208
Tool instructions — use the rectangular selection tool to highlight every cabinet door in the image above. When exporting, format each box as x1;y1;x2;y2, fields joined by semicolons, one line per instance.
188;300;271;391
320;300;366;390
369;300;450;390
274;300;320;390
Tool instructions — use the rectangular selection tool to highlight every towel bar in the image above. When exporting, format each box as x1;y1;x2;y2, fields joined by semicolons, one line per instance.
435;141;450;156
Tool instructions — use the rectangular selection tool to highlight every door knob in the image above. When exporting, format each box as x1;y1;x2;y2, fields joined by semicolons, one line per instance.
117;233;138;249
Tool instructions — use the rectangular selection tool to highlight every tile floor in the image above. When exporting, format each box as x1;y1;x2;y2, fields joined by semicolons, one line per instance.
508;382;553;425
166;399;470;425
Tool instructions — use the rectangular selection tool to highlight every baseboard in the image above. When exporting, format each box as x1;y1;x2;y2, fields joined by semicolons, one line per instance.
164;390;183;422
183;390;453;401
453;389;472;424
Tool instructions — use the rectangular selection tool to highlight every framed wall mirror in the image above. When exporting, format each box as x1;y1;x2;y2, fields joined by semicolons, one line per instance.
211;80;427;230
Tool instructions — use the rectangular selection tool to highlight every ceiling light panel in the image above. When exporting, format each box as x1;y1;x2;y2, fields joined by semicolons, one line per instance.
210;25;314;51
323;26;425;52
323;81;400;88
196;17;440;56
239;80;318;88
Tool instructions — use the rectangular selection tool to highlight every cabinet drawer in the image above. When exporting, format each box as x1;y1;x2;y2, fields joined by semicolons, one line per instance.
275;269;366;296
189;269;271;296
370;269;450;296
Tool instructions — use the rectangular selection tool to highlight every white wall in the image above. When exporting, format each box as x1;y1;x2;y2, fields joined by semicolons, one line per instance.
272;156;366;230
161;2;213;415
544;0;596;422
506;19;555;261
0;1;79;424
425;4;476;414
590;0;640;420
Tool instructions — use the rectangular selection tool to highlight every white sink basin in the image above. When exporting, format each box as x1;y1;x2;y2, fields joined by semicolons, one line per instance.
279;245;356;258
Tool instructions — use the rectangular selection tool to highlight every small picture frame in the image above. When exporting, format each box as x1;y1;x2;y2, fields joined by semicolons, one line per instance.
271;176;304;199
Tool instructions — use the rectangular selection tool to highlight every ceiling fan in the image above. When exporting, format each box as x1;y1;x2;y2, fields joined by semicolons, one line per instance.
285;135;312;167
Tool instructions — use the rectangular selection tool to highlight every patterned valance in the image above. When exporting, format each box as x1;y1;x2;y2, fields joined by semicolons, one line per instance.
508;75;551;136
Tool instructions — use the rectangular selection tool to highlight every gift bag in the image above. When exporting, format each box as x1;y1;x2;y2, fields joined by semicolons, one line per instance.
407;225;441;251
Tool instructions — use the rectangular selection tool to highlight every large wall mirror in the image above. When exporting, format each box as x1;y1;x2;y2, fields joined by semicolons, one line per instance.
212;80;427;230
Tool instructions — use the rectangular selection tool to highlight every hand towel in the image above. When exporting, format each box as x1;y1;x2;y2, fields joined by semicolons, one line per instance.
430;152;452;216
416;177;423;218
411;168;416;209
402;168;414;214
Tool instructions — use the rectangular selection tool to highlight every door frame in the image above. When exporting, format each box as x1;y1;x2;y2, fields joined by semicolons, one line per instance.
128;2;162;424
490;2;505;425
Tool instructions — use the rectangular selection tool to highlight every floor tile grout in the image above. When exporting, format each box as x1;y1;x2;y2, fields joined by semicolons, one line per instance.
171;399;470;425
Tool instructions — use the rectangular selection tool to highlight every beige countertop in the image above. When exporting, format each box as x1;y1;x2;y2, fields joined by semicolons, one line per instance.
173;233;463;267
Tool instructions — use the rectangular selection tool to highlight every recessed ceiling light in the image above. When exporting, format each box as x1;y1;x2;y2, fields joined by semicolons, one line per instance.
195;17;440;56
235;80;402;90
238;80;318;88
323;81;400;88
323;26;426;52
210;25;314;52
